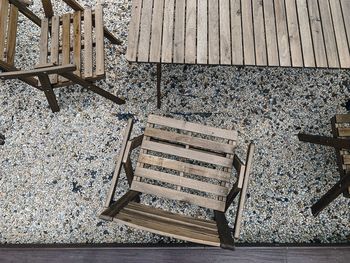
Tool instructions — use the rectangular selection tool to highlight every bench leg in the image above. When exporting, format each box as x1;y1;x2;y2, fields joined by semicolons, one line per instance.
157;63;161;109
311;173;350;216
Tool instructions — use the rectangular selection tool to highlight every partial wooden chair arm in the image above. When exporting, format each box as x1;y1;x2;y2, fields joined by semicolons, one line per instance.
298;133;350;149
104;119;135;208
225;154;245;211
0;64;76;79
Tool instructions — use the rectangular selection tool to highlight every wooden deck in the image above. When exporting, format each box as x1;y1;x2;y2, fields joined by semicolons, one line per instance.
1;244;349;263
126;0;350;68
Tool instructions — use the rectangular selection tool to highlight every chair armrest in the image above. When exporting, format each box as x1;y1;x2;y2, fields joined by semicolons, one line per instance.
122;135;144;164
0;64;76;79
104;118;134;208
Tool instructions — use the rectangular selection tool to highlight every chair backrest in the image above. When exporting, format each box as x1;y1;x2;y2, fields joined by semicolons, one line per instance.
130;115;238;212
39;0;105;85
0;0;19;66
332;114;350;195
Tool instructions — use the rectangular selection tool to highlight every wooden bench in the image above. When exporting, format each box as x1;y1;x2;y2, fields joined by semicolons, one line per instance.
126;0;350;108
0;0;125;112
298;114;350;216
100;115;254;249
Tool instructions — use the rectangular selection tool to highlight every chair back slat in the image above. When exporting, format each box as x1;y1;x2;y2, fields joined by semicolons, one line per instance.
0;0;10;61
130;115;238;212
6;4;18;65
73;10;81;76
95;4;104;77
39;18;49;65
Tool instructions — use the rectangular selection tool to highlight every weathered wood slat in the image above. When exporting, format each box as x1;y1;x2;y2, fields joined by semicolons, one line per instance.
138;0;153;62
161;0;175;63
275;0;291;66
141;140;233;167
329;0;350;68
0;0;9;61
219;0;231;65
126;0;142;62
115;209;220;246
84;8;93;79
230;0;243;65
60;13;71;82
285;0;303;67
144;127;236;154
73;11;81;76
263;0;279;66
138;154;231;181
95;4;104;77
242;0;255;65
341;0;350;51
149;0;164;63
253;0;267;66
335;114;350;123
49;15;60;84
185;0;196;64
308;0;328;67
148;115;238;140
173;0;185;63
39;18;49;65
126;202;217;229
6;4;18;65
337;128;350;137
135;167;229;196
296;0;315;67
130;181;226;211
208;0;219;64
197;0;208;64
318;0;339;68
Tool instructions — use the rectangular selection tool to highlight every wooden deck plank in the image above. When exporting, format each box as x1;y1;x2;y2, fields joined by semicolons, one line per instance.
84;8;93;79
6;4;18;65
242;0;255;65
73;11;81;76
197;0;208;64
161;0;175;63
185;0;196;64
219;0;232;65
134;167;229;196
149;0;164;63
253;0;267;66
296;0;315;67
285;0;303;67
329;0;350;68
275;0;291;67
318;0;339;68
95;4;105;77
308;0;328;67
208;0;220;64
126;0;142;62
138;154;231;181
130;181;226;211
230;0;243;65
263;0;279;66
138;0;153;62
173;0;185;63
0;0;9;61
147;115;238;140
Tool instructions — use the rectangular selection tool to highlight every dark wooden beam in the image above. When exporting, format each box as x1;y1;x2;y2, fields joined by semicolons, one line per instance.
298;133;350;149
214;211;235;250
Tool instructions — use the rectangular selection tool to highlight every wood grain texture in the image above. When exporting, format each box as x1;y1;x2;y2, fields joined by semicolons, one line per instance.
275;0;291;66
126;0;142;61
208;0;220;64
219;0;231;65
263;0;279;66
174;0;185;63
242;0;255;65
253;0;267;66
185;0;196;64
149;0;164;63
231;0;243;65
197;0;208;64
161;0;175;63
138;0;153;62
5;4;18;65
0;0;10;61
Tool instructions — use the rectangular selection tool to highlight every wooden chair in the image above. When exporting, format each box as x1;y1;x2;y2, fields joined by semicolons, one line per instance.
100;115;254;249
298;114;350;216
0;0;125;112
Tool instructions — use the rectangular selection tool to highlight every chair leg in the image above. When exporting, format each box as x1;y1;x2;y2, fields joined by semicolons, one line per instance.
38;74;60;112
311;173;350;216
157;63;161;109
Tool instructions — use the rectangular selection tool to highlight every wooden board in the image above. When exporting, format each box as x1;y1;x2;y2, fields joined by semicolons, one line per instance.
0;0;9;61
5;4;18;65
125;0;350;69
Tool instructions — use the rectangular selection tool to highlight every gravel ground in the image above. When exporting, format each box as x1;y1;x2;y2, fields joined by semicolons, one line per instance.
0;0;349;245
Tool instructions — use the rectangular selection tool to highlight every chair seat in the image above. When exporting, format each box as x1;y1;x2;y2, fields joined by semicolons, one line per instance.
114;201;221;246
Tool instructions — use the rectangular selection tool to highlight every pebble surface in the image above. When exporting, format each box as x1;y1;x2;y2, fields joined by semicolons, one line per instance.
0;0;349;245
